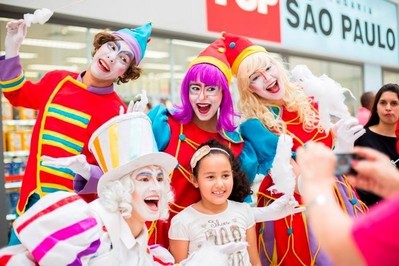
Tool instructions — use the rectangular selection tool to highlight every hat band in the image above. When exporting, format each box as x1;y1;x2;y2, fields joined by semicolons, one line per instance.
112;31;142;64
190;56;232;84
231;45;267;76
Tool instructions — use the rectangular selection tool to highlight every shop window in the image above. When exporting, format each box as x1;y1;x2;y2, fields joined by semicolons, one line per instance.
383;70;399;84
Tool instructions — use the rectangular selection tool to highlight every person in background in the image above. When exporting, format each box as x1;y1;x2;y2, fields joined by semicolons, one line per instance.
222;32;366;265
0;112;178;265
296;142;399;266
356;91;375;126
354;83;399;206
169;139;261;266
1;16;152;246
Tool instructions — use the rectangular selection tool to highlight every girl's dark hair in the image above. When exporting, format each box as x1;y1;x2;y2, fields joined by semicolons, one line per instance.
365;83;399;128
92;32;142;83
192;139;252;202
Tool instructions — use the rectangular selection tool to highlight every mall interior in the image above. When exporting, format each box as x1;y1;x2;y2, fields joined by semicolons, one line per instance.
0;0;398;247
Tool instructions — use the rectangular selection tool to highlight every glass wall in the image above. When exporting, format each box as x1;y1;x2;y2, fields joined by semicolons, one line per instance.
288;56;363;115
383;69;399;84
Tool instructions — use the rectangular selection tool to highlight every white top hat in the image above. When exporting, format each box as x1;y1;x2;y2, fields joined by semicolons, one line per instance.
88;112;177;192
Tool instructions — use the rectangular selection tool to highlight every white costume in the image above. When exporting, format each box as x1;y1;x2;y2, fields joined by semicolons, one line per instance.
0;112;177;266
169;200;255;266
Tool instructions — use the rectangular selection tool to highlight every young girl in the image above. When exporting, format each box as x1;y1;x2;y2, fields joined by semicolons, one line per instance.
168;139;261;266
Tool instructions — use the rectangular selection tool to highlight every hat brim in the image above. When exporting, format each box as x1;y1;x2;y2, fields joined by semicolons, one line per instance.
97;152;177;193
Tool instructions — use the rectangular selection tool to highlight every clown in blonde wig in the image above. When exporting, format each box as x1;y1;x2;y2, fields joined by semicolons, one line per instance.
222;32;367;266
236;52;319;134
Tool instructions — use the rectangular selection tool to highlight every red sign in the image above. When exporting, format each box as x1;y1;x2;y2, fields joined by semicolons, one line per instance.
206;0;281;43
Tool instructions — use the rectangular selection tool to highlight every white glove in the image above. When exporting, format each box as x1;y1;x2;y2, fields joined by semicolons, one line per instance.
333;117;365;153
127;90;149;113
41;154;91;180
5;19;27;59
252;194;305;222
180;241;247;266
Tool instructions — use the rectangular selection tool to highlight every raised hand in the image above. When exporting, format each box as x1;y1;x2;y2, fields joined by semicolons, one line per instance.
333;117;365;153
127;90;149;113
5;19;27;59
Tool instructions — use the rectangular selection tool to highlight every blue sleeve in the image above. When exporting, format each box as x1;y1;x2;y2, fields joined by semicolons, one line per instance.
239;118;279;182
148;104;171;151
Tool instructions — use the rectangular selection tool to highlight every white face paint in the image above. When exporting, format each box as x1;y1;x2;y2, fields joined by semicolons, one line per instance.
189;81;223;122
130;165;169;221
90;40;134;82
248;63;285;103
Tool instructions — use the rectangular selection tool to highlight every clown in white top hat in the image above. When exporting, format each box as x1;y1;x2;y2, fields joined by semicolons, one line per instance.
0;110;178;265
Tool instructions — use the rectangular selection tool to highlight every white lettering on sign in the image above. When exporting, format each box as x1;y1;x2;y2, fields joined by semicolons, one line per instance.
214;0;278;14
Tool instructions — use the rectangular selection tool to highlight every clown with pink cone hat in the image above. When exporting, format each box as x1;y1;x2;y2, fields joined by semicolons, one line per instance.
2;12;153;248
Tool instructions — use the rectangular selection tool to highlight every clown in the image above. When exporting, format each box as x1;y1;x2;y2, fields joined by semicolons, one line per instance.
0;112;178;265
222;32;367;266
1;14;152;246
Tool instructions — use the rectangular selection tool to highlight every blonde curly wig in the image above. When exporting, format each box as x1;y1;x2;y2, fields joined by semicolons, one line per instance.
236;52;320;134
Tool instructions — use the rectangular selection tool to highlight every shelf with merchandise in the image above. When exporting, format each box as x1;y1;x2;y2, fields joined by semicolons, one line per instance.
2;102;36;223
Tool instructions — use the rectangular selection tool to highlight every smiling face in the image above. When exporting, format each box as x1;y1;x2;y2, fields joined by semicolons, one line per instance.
189;81;223;123
90;40;134;84
192;153;233;211
248;62;285;103
130;165;169;221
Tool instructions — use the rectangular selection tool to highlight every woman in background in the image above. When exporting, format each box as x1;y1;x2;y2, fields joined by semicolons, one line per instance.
355;83;399;206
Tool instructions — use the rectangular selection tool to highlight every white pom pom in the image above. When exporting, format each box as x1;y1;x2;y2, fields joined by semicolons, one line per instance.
269;134;295;196
23;8;53;27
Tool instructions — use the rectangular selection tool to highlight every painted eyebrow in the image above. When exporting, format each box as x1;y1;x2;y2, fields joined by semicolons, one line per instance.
115;41;134;60
157;171;164;178
137;170;153;176
137;169;164;176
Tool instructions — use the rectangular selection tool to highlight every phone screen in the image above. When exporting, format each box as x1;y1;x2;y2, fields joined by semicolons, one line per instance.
335;153;357;176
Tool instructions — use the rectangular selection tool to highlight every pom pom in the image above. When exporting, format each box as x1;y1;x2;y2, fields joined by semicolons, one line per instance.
24;8;53;27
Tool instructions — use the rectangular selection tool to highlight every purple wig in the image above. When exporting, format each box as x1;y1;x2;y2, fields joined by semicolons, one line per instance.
172;63;239;132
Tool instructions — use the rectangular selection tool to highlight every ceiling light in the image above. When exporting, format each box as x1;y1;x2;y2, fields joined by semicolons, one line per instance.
0;51;38;59
24;71;40;78
156;72;186;79
145;50;169;59
64;26;88;33
141;63;183;71
67;57;89;64
23;38;86;49
20;52;38;59
28;64;79;72
171;39;208;49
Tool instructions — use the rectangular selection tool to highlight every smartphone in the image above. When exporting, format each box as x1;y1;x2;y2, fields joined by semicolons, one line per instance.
334;153;360;176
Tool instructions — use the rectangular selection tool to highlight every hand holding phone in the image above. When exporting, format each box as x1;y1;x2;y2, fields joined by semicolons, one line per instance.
334;153;361;175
